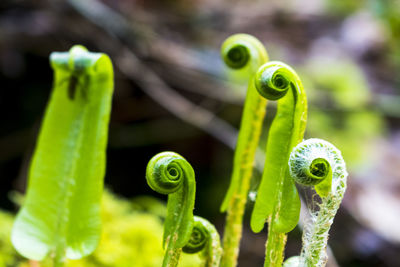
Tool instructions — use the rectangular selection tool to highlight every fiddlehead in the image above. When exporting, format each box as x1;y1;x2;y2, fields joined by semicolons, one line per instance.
254;63;292;100
219;34;269;267
250;61;307;266
251;61;307;233
222;42;250;69
183;216;222;267
146;152;196;267
220;33;268;75
289;139;348;267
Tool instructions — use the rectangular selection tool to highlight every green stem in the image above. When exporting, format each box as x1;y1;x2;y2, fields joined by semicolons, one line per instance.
289;139;348;267
251;62;307;234
163;234;182;267
219;33;269;267
53;258;64;267
250;62;307;266
146;152;196;267
301;199;332;266
264;214;287;267
221;194;246;267
263;170;290;267
221;82;267;267
53;247;65;267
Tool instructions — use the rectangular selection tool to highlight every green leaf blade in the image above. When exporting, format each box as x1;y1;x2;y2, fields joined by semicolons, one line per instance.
12;45;114;261
250;62;307;233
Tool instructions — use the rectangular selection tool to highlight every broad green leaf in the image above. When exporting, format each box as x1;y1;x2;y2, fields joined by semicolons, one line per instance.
250;62;307;234
11;45;114;261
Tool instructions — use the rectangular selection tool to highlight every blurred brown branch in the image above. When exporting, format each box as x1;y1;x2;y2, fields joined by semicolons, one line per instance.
66;0;241;149
115;46;238;149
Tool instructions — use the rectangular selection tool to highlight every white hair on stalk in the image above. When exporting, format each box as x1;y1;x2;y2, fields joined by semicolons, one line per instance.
287;138;348;267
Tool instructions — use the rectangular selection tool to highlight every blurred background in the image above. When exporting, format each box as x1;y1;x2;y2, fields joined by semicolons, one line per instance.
1;0;400;266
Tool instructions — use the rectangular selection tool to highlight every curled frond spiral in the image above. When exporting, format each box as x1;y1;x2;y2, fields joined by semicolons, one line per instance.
251;61;307;234
146;152;196;267
183;220;208;254
288;138;348;267
289;148;331;186
220;33;268;74
250;61;307;266
183;216;222;267
146;152;186;195
219;33;269;267
220;34;269;213
222;43;249;69
289;138;347;197
254;62;294;100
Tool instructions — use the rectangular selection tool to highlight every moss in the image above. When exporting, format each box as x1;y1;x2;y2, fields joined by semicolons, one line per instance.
0;211;23;267
0;190;201;267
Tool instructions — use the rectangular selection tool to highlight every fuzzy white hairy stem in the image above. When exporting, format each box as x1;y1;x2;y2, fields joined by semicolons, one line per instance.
289;139;348;267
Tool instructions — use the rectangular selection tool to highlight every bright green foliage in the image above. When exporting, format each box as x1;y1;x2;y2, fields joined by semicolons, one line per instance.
289;155;333;198
251;61;307;234
146;152;196;267
66;191;200;267
0;211;23;266
73;191;166;267
220;34;269;212
323;0;367;15
219;33;269;267
183;216;222;267
371;0;400;67
289;138;348;266
249;61;307;267
11;45;114;263
0;191;201;267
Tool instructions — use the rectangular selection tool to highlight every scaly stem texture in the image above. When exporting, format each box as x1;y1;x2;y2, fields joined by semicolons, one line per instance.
264;218;287;267
219;34;269;267
146;152;196;267
289;139;348;267
250;62;308;266
164;235;182;267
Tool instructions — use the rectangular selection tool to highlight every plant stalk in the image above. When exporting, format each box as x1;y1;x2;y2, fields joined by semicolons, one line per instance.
221;187;249;267
221;84;267;267
264;214;287;267
53;249;65;267
163;234;182;267
299;194;343;267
